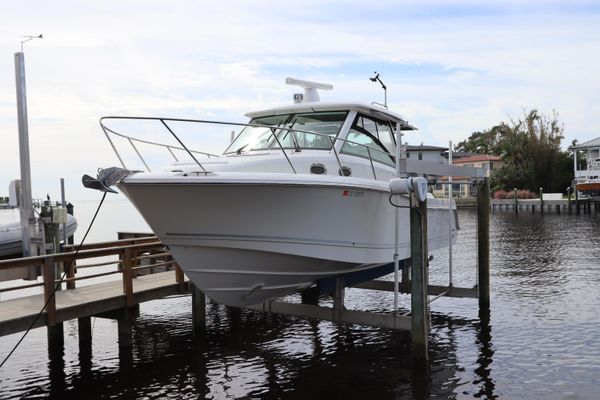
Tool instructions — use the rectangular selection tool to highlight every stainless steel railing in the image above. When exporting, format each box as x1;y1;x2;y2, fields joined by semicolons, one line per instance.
99;116;396;180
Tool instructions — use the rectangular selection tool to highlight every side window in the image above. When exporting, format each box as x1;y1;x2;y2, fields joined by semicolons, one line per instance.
376;120;395;155
341;114;394;166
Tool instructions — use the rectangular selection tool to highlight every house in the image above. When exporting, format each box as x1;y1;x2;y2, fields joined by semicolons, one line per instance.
569;137;600;182
434;154;504;197
405;145;448;164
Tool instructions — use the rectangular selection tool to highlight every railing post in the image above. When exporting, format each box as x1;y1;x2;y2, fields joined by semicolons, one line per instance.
175;263;186;293
122;248;135;307
66;259;76;290
43;256;57;326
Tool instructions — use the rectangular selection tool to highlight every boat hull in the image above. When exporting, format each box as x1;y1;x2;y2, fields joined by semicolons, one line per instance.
0;214;78;258
118;177;457;306
577;181;600;195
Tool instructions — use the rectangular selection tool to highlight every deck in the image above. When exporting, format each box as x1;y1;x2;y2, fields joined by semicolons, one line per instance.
0;271;183;337
0;236;187;337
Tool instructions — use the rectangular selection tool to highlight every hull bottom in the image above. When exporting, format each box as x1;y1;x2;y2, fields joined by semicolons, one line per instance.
170;245;385;307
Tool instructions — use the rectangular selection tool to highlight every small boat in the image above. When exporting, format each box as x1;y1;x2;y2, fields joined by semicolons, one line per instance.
576;179;600;196
0;210;77;258
85;78;458;307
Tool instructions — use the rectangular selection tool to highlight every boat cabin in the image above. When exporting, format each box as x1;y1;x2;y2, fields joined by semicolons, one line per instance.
225;102;416;168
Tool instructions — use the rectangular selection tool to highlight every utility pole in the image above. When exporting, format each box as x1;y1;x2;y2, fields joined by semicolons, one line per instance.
15;34;42;257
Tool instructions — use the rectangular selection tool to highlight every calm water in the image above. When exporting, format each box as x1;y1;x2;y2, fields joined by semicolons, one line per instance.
1;199;600;399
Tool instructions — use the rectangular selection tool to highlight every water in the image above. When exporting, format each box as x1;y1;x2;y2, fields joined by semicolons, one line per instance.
1;200;600;399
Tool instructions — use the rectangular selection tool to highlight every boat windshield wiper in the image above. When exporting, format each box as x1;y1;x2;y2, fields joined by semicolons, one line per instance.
236;144;249;154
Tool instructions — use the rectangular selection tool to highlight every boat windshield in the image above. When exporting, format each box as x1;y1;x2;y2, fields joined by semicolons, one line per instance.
224;111;347;154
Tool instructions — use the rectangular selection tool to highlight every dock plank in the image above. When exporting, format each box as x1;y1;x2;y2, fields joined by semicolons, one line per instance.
0;272;186;337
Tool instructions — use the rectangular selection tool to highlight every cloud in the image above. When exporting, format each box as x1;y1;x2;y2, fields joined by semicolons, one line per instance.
0;0;599;200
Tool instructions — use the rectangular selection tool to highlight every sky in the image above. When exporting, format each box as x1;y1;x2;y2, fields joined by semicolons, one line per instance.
1;0;600;200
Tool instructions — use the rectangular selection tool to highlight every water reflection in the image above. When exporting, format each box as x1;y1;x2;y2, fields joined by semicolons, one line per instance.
7;209;600;399
473;319;495;399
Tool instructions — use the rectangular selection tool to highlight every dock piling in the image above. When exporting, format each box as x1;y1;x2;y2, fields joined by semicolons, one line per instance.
410;194;429;361
191;282;206;335
78;316;92;350
333;277;345;322
477;178;491;317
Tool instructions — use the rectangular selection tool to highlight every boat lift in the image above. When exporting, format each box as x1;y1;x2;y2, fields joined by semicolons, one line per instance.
242;146;489;362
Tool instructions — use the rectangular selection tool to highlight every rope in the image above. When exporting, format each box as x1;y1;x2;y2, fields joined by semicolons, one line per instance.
0;192;107;369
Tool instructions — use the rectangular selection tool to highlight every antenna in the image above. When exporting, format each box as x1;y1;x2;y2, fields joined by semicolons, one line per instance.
286;77;333;103
369;71;387;108
20;34;43;52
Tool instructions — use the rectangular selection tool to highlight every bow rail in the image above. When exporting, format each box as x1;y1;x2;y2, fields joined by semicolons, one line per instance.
99;116;397;180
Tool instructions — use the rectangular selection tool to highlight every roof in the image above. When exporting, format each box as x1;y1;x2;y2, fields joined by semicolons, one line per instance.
453;154;502;163
444;151;479;159
245;102;417;130
569;137;600;150
405;145;448;151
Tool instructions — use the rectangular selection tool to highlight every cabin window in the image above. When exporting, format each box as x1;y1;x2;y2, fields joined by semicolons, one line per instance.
341;114;395;166
225;114;289;154
278;111;347;150
224;112;347;154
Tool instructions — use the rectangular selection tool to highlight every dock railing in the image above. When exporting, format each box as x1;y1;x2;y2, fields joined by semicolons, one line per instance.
0;236;185;327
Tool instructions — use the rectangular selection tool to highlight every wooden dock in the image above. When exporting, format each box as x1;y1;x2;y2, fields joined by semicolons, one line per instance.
0;271;183;337
0;237;190;339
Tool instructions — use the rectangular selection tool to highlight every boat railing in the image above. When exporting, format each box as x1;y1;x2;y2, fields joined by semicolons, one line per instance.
99;116;396;180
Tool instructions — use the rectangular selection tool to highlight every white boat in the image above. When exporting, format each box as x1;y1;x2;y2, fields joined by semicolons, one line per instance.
87;78;458;306
0;209;77;258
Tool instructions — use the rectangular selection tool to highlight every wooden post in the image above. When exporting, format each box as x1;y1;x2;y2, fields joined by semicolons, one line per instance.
567;187;572;214
175;264;186;293
401;259;411;293
333;277;345;322
300;284;319;305
477;178;491;317
191;282;206;336
513;188;518;214
410;195;428;361
122;248;135;307
43;255;65;348
575;187;580;215
540;187;544;215
66;259;76;290
78;317;92;376
43;256;57;327
78;316;92;349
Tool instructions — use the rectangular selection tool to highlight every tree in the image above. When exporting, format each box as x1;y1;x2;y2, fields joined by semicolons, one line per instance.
457;109;573;193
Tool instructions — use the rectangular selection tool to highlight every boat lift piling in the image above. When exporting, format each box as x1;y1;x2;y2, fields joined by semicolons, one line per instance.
410;192;429;359
245;161;488;362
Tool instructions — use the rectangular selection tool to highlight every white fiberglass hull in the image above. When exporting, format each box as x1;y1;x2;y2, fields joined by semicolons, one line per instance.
0;213;78;258
118;174;457;306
